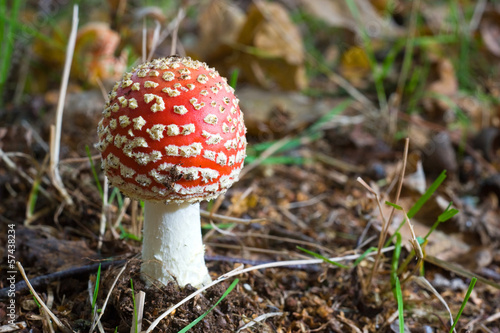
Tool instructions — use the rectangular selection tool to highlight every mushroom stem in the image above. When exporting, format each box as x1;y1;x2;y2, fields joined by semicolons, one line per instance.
141;201;211;288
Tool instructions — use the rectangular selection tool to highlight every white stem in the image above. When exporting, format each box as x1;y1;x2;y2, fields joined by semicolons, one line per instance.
141;201;211;288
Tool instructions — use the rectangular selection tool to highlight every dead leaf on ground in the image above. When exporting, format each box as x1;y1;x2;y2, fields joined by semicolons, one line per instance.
300;0;402;38
234;2;307;90
422;58;458;121
73;22;128;86
340;46;372;88
480;10;500;57
195;0;245;62
237;87;343;137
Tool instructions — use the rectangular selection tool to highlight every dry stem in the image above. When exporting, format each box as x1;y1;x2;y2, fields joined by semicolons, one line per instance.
49;5;79;206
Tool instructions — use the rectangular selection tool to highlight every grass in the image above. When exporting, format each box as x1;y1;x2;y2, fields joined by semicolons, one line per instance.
449;277;477;332
91;263;102;315
245;99;353;165
297;246;349;269
0;0;22;108
130;279;138;333
394;276;405;333
386;169;448;247
178;279;239;333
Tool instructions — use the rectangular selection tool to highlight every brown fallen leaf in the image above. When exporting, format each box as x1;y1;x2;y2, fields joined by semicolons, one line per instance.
237;87;343;137
195;0;245;62
235;2;307;90
480;10;500;57
422;58;458;121
340;46;372;88
73;22;128;86
300;0;402;38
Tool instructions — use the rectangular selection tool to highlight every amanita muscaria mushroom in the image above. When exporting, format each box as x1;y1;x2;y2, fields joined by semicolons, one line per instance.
97;56;247;288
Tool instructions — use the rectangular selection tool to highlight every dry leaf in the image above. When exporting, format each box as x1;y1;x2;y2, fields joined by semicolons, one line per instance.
480;13;500;57
300;0;402;38
195;0;245;61
237;87;342;136
340;46;371;87
235;2;307;90
422;58;458;121
73;22;127;86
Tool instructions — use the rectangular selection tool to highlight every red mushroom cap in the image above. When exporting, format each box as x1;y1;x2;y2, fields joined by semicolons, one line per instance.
97;56;247;203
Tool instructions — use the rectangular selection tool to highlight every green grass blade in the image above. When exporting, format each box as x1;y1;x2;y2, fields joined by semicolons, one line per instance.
229;68;239;89
395;276;405;333
27;176;41;217
118;225;141;241
352;247;378;267
438;207;460;222
92;263;102;314
29;289;41;308
178;279;239;333
386;201;403;210
424;204;459;240
297;246;349;269
385;171;449;247
0;0;22;107
407;170;447;218
391;233;402;297
108;187;123;207
201;223;235;230
246;100;352;161
130;279;138;333
306;99;354;134
449;277;477;333
85;145;103;199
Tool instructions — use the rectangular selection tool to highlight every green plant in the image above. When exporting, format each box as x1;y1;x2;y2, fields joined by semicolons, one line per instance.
395;276;405;333
178;279;239;333
130;279;138;333
0;0;22;107
449;277;477;332
91;264;102;315
245;99;352;165
297;246;349;269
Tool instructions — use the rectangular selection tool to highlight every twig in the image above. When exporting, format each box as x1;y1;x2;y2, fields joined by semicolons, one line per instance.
0;148;52;201
0;260;126;298
200;210;266;224
236;312;283;332
142;18;147;63
411;276;456;332
469;0;487;33
16;262;70;333
239;136;292;179
147;19;161;61
98;176;109;251
364;138;409;286
49;5;79;206
88;280;105;333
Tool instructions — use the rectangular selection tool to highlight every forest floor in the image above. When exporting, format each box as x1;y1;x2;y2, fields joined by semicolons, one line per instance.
1;0;500;332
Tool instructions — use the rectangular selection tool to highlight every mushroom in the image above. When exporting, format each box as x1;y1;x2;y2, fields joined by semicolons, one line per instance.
96;56;247;288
